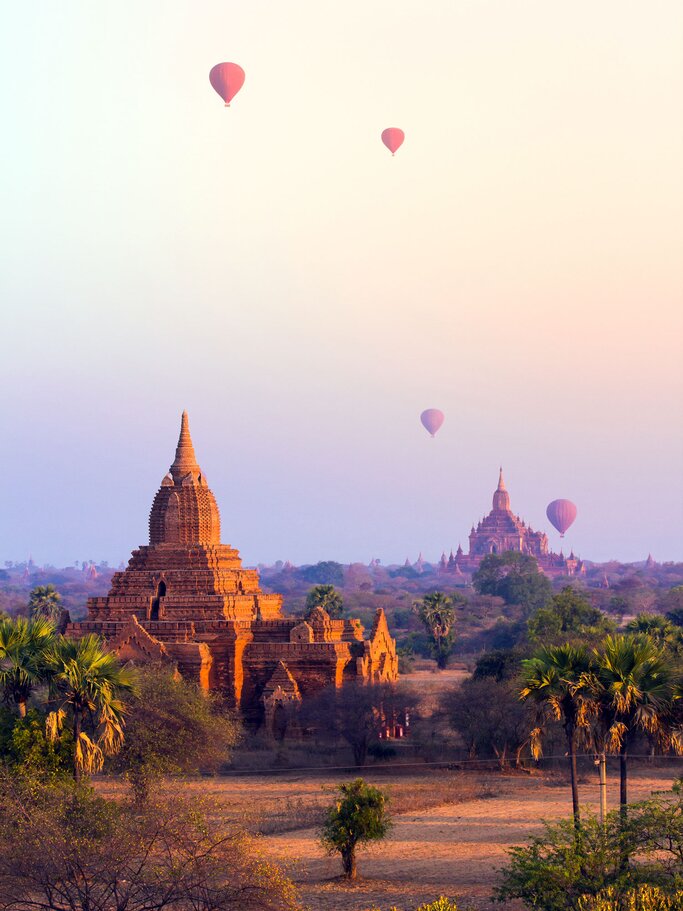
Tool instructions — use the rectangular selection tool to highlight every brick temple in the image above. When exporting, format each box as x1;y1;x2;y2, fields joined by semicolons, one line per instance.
439;469;585;578
67;412;398;728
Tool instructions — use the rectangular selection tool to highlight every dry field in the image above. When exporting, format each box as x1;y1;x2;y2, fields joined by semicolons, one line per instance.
111;764;678;911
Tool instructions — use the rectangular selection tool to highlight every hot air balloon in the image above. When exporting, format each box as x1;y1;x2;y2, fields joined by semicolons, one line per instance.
209;63;245;107
420;409;444;437
546;499;577;537
381;128;405;156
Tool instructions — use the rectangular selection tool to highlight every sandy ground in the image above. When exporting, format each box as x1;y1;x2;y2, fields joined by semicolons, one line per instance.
255;767;677;911
99;761;680;911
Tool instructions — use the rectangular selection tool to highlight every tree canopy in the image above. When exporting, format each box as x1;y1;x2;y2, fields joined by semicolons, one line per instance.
472;552;552;614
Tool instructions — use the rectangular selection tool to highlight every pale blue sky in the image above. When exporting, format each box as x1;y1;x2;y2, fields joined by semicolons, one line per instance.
1;1;682;566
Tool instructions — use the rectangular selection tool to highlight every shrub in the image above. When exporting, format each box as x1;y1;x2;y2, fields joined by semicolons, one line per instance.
320;778;392;879
577;885;683;910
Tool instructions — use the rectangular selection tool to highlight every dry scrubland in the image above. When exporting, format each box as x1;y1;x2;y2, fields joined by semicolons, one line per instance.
99;766;676;911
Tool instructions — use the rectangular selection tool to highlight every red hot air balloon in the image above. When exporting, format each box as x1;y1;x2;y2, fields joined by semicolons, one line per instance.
209;63;246;107
381;128;405;156
420;409;444;437
546;499;577;538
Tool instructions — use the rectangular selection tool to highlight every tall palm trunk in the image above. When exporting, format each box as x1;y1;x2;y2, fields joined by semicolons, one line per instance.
619;742;628;816
17;699;27;718
565;721;580;829
73;709;82;783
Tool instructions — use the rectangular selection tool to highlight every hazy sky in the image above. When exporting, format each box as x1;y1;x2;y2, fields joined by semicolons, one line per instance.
1;1;682;567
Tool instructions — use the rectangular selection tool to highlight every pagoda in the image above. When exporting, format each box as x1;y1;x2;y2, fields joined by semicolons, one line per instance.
68;413;398;728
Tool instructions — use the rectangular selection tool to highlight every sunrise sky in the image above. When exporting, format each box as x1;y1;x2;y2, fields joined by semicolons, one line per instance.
1;0;682;566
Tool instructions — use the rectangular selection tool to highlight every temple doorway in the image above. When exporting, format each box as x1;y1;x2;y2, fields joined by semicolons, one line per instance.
150;581;166;620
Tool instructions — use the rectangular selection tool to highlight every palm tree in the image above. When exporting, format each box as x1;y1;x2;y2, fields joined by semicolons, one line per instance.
46;635;137;781
413;592;457;669
521;644;594;829
305;585;344;619
591;634;680;814
0;616;57;716
28;585;64;624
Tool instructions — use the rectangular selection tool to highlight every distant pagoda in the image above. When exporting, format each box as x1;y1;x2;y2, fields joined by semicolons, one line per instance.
68;413;398;730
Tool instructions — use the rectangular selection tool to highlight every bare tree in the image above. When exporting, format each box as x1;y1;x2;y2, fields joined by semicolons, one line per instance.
0;772;298;911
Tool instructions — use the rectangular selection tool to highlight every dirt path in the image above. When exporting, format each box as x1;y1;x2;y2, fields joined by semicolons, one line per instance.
262;768;676;911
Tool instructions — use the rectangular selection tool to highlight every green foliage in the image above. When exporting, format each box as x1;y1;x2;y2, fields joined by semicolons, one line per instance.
528;587;615;644
413;592;458;668
578;885;683;910
45;634;137;780
495;796;683;910
299;561;344;586
521;643;594;826
0;615;57;716
321;778;392;879
590;634;679;807
473;552;552;613
305;584;344;619
0;707;73;775
112;664;241;802
28;584;63;623
473;648;526;682
415;900;459;911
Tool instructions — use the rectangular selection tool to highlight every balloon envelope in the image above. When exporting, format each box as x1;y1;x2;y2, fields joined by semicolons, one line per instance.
209;62;245;106
381;128;405;155
420;409;445;437
546;499;577;537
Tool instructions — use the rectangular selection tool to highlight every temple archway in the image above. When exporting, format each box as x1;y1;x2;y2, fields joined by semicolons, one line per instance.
150;580;166;620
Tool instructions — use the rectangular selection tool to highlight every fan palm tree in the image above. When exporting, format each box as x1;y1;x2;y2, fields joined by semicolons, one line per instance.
305;585;344;619
413;592;457;669
46;635;137;781
591;634;680;814
28;585;63;624
0;616;57;716
521;644;595;828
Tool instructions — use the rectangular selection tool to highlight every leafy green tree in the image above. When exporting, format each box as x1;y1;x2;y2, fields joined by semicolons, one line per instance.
413;592;459;668
0;615;56;717
0;707;73;776
111;664;241;803
528;587;615;644
521;644;595;828
626;614;682;655
473;648;526;682
305;584;344;619
299;561;344;586
473;552;552;614
46;634;137;781
590;634;680;813
28;584;63;624
495;797;683;911
321;778;392;879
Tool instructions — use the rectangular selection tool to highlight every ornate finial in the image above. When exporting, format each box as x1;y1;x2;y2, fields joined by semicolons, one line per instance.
497;467;506;490
170;411;201;481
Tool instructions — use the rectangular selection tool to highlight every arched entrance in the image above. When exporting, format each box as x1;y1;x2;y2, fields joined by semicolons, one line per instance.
150;581;166;620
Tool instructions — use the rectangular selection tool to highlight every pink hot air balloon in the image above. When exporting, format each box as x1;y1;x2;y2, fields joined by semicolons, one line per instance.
420;409;445;437
381;128;405;156
546;499;578;538
209;62;246;107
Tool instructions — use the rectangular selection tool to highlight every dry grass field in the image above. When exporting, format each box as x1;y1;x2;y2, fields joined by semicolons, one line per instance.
101;765;678;911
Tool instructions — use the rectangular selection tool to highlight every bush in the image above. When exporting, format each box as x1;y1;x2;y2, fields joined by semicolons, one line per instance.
577;886;683;910
110;664;241;802
495;796;683;910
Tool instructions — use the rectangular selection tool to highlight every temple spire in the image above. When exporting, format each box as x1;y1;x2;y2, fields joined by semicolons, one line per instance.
170;411;201;481
497;467;506;491
492;466;511;511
